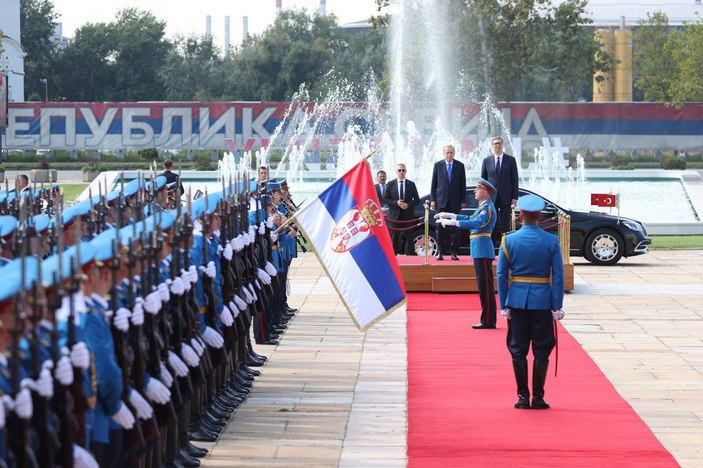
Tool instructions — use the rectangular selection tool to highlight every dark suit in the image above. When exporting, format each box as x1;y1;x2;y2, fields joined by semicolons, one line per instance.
383;178;420;255
430;159;466;256
158;169;184;195
481;153;519;242
375;183;388;207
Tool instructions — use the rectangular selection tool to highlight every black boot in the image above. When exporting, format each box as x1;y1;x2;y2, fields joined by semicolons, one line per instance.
512;359;530;409
531;360;550;409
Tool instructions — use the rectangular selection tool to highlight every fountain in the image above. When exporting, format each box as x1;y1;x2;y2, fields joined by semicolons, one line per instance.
213;0;699;227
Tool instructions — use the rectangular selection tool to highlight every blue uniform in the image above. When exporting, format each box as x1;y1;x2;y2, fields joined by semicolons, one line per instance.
497;219;564;408
455;197;498;327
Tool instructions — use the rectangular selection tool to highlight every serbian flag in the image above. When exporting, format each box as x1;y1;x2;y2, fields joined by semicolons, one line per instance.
591;193;617;207
293;160;406;331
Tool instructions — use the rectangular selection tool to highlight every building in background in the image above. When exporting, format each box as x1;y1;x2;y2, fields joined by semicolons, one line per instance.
0;0;26;102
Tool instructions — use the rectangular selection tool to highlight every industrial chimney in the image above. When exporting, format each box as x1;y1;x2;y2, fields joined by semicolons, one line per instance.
243;16;249;41
205;15;212;36
276;0;282;16
224;16;230;53
320;0;327;16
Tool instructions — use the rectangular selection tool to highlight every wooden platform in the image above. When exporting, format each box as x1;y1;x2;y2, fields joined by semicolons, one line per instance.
397;256;574;293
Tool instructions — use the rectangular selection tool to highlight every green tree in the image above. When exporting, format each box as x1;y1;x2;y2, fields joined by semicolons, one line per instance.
162;34;224;100
632;12;677;102
20;0;58;100
669;21;703;102
374;0;607;102
224;9;347;101
52;22;115;101
109;8;172;101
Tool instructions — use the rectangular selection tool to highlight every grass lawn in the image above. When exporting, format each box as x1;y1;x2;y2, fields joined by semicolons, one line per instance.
61;183;89;203
650;235;703;249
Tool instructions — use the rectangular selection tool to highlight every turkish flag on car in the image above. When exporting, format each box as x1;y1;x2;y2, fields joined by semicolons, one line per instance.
591;193;617;207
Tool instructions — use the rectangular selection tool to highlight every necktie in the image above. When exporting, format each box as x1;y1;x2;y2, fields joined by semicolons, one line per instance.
447;163;452;180
380;184;385;196
399;180;405;200
496;157;501;176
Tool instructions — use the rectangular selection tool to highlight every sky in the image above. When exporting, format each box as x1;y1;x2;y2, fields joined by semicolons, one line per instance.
51;0;380;48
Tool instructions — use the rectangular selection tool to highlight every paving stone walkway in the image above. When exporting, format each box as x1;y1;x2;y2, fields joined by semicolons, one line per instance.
200;249;703;467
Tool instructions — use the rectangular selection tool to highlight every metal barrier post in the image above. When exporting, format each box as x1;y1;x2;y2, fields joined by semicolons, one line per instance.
423;200;430;265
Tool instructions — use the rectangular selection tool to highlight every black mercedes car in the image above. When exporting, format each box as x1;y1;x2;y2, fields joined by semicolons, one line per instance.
408;187;651;266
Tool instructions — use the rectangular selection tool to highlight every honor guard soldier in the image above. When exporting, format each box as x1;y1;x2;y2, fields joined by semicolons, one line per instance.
497;194;565;410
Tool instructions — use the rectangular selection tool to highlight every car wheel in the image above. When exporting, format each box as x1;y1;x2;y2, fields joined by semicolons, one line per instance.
412;230;437;257
584;228;624;266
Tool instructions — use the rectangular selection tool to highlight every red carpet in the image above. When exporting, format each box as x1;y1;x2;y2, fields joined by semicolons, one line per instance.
407;293;678;467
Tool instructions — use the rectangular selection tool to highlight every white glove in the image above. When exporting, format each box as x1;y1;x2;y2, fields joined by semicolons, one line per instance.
144;291;162;314
70;341;90;370
145;378;171;404
270;232;278;243
246;284;258;301
266;218;274;229
113;307;131;332
258;223;266;235
158;282;170;302
111;401;135;429
202;326;224;349
180;343;200;367
501;308;511;320
552;309;565;320
439;219;460;227
33;363;55;399
159;361;173;388
190;338;204;357
434;212;457;220
55;354;74;386
167;350;189;377
228;301;240;317
265;261;277;277
128;389;153;420
130;303;144;326
217;244;224;256
233;295;247;311
73;444;99;468
170;276;185;295
241;287;253;304
4;388;33;419
223;243;233;261
199;261;217;279
257;268;271;285
219;306;234;327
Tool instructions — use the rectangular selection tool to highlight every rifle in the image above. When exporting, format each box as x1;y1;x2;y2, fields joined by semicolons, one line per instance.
7;201;39;468
110;237;147;457
200;193;225;367
125;217;161;447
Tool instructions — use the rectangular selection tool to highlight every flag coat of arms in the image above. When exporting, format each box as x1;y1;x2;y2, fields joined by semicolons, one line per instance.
293;160;406;330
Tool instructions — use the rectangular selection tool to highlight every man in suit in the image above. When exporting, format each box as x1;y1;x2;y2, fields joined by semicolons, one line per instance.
158;159;184;195
481;136;519;245
430;145;466;260
383;164;420;255
497;194;564;410
374;170;388;207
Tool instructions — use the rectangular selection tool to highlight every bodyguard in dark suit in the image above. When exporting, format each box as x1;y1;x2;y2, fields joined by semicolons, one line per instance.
383;164;420;255
158;158;185;195
481;136;519;244
374;170;388;207
430;145;466;260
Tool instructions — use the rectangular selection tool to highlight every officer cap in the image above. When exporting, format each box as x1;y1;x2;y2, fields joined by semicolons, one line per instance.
517;194;545;213
90;236;121;263
41;242;97;289
0;215;18;240
153;175;168;192
0;256;39;307
144;210;175;233
123;178;144;200
31;214;52;234
477;178;497;194
278;179;288;189
267;181;281;192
